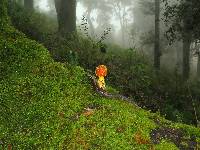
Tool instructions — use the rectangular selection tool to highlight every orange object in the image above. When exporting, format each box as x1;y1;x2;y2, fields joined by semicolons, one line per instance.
95;65;107;90
95;65;107;77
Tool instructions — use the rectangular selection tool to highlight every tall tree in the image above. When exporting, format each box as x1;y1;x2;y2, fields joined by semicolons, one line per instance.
18;0;23;5
197;53;200;79
80;0;99;37
182;0;192;80
193;41;200;78
24;0;33;10
163;0;197;80
47;0;57;16
109;0;132;47
96;0;112;29
154;0;160;70
54;0;76;37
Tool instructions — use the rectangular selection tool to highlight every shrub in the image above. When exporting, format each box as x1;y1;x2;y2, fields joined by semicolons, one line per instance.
9;5;200;125
8;3;57;42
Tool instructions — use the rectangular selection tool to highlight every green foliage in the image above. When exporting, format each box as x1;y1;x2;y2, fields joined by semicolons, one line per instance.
106;85;119;94
163;0;200;42
154;140;179;150
42;33;80;64
0;15;200;150
8;3;57;42
76;37;200;125
8;1;200;128
0;27;91;149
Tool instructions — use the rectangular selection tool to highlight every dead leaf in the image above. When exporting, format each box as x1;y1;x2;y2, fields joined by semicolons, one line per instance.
134;132;150;145
83;107;94;117
8;144;12;150
58;112;65;118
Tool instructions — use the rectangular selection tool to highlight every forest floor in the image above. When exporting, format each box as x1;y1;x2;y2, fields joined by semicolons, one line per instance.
0;25;200;149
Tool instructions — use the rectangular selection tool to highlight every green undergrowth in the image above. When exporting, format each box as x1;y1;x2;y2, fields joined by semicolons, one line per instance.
0;26;200;149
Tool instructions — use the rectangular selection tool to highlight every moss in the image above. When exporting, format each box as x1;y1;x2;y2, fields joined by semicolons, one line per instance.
154;140;179;150
0;25;200;149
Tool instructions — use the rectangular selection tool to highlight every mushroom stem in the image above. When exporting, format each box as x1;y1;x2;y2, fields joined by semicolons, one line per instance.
97;76;106;89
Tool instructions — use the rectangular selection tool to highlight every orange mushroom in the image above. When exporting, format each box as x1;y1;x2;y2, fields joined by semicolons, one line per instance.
95;65;107;90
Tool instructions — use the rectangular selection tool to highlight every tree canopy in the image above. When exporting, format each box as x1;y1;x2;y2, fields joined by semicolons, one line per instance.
163;0;200;42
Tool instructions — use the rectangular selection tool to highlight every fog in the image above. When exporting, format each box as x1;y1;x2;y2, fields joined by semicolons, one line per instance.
32;0;200;76
36;0;121;29
2;0;200;143
3;0;200;136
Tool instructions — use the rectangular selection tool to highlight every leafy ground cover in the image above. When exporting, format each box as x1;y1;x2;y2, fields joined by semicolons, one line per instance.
8;4;200;125
0;26;200;149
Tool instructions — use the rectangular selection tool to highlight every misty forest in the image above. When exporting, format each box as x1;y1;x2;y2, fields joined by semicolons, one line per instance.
0;0;200;149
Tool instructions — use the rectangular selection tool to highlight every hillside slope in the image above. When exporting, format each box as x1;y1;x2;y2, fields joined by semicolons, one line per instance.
0;26;200;149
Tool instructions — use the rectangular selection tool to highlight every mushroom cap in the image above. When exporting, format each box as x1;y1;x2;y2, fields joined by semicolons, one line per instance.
95;65;107;77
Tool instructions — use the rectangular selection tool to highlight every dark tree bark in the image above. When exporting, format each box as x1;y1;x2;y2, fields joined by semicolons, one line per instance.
182;32;191;80
197;53;200;78
24;0;33;10
194;41;200;78
154;0;160;70
182;0;192;80
54;0;76;37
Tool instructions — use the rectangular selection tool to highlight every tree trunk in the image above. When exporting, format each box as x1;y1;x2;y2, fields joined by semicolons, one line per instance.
121;6;126;47
54;0;76;37
182;0;192;80
0;0;9;29
8;0;17;16
154;0;161;71
194;41;200;78
154;0;160;70
24;0;33;10
197;53;200;78
182;32;191;80
112;1;125;47
17;0;24;6
175;41;183;74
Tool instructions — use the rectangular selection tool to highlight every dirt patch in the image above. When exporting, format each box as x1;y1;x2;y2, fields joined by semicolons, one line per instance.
69;103;103;121
150;127;197;149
